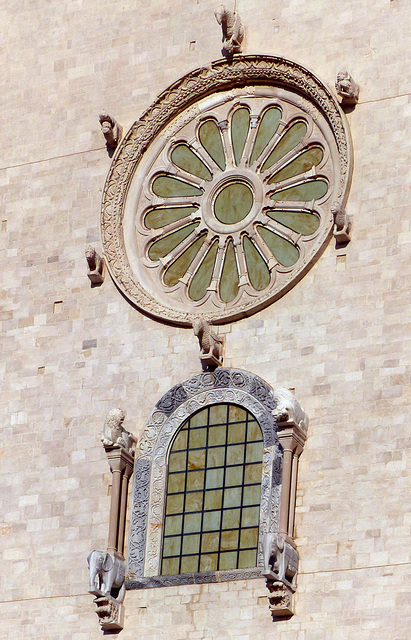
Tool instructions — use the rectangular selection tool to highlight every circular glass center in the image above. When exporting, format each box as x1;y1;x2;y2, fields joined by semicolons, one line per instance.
213;182;253;224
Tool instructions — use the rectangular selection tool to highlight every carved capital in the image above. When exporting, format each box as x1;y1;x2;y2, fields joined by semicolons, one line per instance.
93;595;124;630
266;580;294;617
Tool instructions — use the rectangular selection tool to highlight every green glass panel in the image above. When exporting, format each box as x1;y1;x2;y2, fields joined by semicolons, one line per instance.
200;554;218;572
164;515;183;536
166;494;184;515
168;473;186;493
238;549;257;569
223;487;242;508
163;234;206;287
242;506;260;527
181;555;198;573
271;179;328;202
243;484;261;506
144;206;197;230
225;466;243;487
185;491;204;513
250;107;282;165
169;450;186;472
184;513;202;533
219;551;237;570
247;420;262;441
269;146;324;183
186;470;205;491
188;240;219;302
206;468;224;489
152;175;203;198
203;510;221;532
226;444;245;466
262;121;307;171
201;531;220;553
148;222;200;261
190;409;208;428
257;226;299;267
181;556;198;573
231;108;250;165
219;240;239;303
207;447;225;468
162;536;181;557
240;528;259;549
246;442;263;464
208;425;226;446
220;529;239;551
162;557;179;575
187;449;206;470
204;490;223;511
171;144;212;181
228;406;247;422
209;405;228;425
244;463;262;485
243;235;270;291
267;209;320;235
189;427;207;448
182;534;200;555
222;509;241;530
199;120;226;170
214;183;253;224
172;428;187;450
227;422;246;444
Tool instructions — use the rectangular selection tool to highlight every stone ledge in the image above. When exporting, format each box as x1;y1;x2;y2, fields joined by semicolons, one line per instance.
126;567;263;589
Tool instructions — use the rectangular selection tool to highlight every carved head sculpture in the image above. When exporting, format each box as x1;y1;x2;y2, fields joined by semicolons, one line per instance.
104;408;125;439
99;111;114;132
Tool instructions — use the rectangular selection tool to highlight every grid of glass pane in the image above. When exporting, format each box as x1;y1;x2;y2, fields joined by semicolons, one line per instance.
161;404;263;575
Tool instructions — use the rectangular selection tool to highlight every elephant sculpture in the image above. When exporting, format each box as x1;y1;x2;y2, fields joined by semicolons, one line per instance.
87;550;126;602
261;532;299;590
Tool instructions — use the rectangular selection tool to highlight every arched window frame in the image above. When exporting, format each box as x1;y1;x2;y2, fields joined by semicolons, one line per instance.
126;368;305;589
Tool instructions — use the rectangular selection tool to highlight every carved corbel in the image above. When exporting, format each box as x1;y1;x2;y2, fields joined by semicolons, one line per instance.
331;202;351;244
85;244;104;284
192;317;224;369
94;596;124;631
99;110;123;149
262;389;308;616
335;70;360;106
214;5;244;55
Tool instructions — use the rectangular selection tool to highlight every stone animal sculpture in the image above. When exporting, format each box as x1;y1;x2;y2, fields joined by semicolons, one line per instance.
87;550;126;602
101;408;136;454
335;71;359;106
85;245;104;284
272;388;309;435
262;532;299;590
331;202;351;243
192;317;223;367
214;5;244;55
98;111;122;148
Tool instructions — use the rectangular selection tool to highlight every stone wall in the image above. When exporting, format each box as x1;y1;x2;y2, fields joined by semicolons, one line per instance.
1;0;410;638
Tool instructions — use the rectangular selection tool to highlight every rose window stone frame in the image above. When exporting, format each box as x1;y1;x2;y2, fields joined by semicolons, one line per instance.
101;55;353;325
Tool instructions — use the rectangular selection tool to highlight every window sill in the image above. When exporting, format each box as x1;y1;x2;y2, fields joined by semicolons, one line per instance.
126;567;263;589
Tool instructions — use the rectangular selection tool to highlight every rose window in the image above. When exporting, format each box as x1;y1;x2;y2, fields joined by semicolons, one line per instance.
102;57;352;325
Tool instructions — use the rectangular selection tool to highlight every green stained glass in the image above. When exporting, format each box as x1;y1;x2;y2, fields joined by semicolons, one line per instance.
242;506;260;527
222;509;241;529
219;240;239;303
204;490;223;511
203;510;221;532
225;466;243;486
220;529;239;550
228;406;247;422
238;549;257;569
190;409;208;428
199;120;226;170
250;107;282;165
164;515;183;536
262;121;307;171
226;444;245;465
181;556;198;573
244;463;262;484
257;226;299;267
184;513;202;533
243;484;261;506
152;175;203;198
219;551;237;570
163;233;206;287
223;487;242;508
144;206;197;230
267;209;320;235
168;451;186;472
186;470;205;491
208;425;226;446
187;449;206;470
231;108;250;165
166;494;184;515
240;528;259;549
247;421;262;441
209;405;228;425
163;536;181;557
207;447;225;468
200;554;218;572
246;442;264;464
268;146;324;183
171;144;212;181
185;491;203;512
190;427;207;448
162;557;179;575
202;531;220;553
214;183;253;224
271;179;328;202
227;422;246;443
173;429;187;451
206;468;224;489
182;534;200;555
168;473;186;493
243;235;270;291
148;222;200;261
188;240;218;302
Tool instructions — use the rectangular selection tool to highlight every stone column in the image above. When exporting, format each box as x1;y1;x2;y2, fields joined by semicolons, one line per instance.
104;446;135;557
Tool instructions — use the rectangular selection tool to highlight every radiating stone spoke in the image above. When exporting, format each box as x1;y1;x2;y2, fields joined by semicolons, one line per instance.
149;214;201;241
254;120;288;170
159;228;203;268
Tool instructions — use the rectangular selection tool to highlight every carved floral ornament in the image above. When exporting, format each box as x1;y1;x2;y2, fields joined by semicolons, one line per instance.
101;56;353;326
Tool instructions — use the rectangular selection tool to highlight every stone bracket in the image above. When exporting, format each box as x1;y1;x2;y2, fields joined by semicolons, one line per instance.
266;580;294;617
93;595;124;631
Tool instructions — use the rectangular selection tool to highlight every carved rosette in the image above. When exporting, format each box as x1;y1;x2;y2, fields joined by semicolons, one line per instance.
101;55;353;326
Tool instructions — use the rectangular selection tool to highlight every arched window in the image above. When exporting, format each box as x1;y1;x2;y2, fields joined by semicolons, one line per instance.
126;368;285;588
